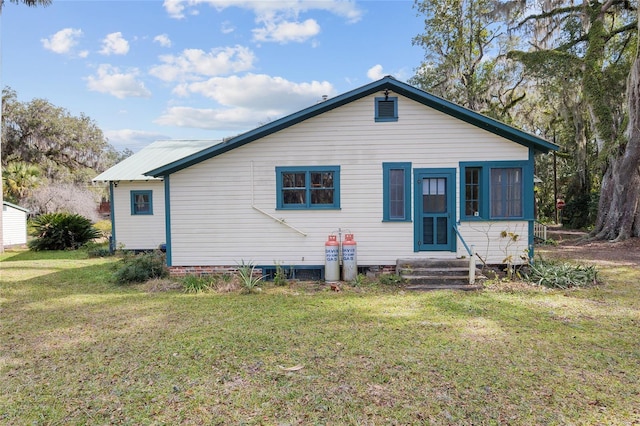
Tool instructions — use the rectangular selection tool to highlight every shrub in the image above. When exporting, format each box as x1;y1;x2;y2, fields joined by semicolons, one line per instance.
273;262;288;286
28;213;101;251
351;273;374;287
181;275;212;293
86;244;113;258
113;251;168;284
210;273;238;293
524;260;599;289
378;273;406;286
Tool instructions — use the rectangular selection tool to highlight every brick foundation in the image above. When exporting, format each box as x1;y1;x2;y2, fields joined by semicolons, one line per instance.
169;265;398;278
169;265;254;277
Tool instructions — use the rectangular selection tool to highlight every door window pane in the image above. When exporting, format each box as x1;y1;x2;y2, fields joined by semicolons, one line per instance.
423;178;446;213
423;217;434;244
436;217;448;245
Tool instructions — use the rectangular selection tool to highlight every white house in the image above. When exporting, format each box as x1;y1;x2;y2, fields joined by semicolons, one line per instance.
93;139;220;251
99;77;557;278
139;77;558;277
2;201;29;248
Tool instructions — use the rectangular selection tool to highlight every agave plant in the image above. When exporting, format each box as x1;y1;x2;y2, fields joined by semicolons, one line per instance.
236;260;264;294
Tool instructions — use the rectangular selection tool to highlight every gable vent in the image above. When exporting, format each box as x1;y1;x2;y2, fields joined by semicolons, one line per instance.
378;100;396;118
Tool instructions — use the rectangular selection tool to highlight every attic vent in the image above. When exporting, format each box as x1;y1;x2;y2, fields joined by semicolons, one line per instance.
375;97;398;122
378;101;395;117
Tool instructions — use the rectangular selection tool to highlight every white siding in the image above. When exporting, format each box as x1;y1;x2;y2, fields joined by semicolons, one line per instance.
2;204;28;247
169;94;531;266
112;182;166;250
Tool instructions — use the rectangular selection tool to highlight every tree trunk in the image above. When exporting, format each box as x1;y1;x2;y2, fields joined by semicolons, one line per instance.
591;21;640;240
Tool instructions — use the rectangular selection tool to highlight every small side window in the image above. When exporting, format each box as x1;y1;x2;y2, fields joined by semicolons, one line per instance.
464;167;481;217
382;162;411;221
375;96;398;122
131;190;153;215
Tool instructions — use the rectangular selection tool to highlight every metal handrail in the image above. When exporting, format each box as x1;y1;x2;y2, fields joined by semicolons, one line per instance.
453;223;473;256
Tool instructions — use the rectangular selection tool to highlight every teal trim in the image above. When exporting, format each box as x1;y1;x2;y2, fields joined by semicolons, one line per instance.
109;182;116;252
382;162;411;221
130;190;153;215
164;177;172;267
528;219;535;263
375;96;398;122
145;77;558;177
275;166;340;210
460;160;533;221
414;168;457;252
527;148;535;260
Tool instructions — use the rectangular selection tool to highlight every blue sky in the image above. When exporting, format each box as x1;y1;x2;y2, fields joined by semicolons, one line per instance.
2;1;425;152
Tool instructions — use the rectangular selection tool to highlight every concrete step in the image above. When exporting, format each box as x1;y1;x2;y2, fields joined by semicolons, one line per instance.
397;257;485;291
398;266;482;277
397;258;475;269
405;275;469;286
405;283;484;291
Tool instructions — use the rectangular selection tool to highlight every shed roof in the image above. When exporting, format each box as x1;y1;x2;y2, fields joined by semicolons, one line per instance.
93;139;221;182
146;76;558;177
3;201;29;213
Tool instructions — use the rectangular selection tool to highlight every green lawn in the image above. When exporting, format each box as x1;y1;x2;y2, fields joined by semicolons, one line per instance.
1;249;639;425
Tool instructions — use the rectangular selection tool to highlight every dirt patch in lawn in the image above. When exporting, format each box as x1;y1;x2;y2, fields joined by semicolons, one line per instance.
538;227;640;268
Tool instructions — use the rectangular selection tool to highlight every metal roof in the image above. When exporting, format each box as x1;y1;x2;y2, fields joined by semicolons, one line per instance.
3;201;29;213
147;76;559;177
93;139;221;182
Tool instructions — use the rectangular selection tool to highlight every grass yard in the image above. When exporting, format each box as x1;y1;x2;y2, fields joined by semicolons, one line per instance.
1;248;639;425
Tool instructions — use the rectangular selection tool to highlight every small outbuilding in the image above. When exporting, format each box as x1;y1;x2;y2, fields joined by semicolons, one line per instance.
2;201;29;248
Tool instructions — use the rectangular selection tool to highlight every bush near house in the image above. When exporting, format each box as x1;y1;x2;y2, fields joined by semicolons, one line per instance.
112;250;169;284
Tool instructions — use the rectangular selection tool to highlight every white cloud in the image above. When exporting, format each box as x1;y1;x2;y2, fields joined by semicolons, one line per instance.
149;45;256;82
155;106;261;130
105;129;169;152
253;18;320;44
154;34;172;48
178;73;334;109
157;74;335;130
166;0;362;22
86;64;151;99
41;28;83;55
367;64;385;81
163;0;188;19
163;1;363;44
99;32;130;56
